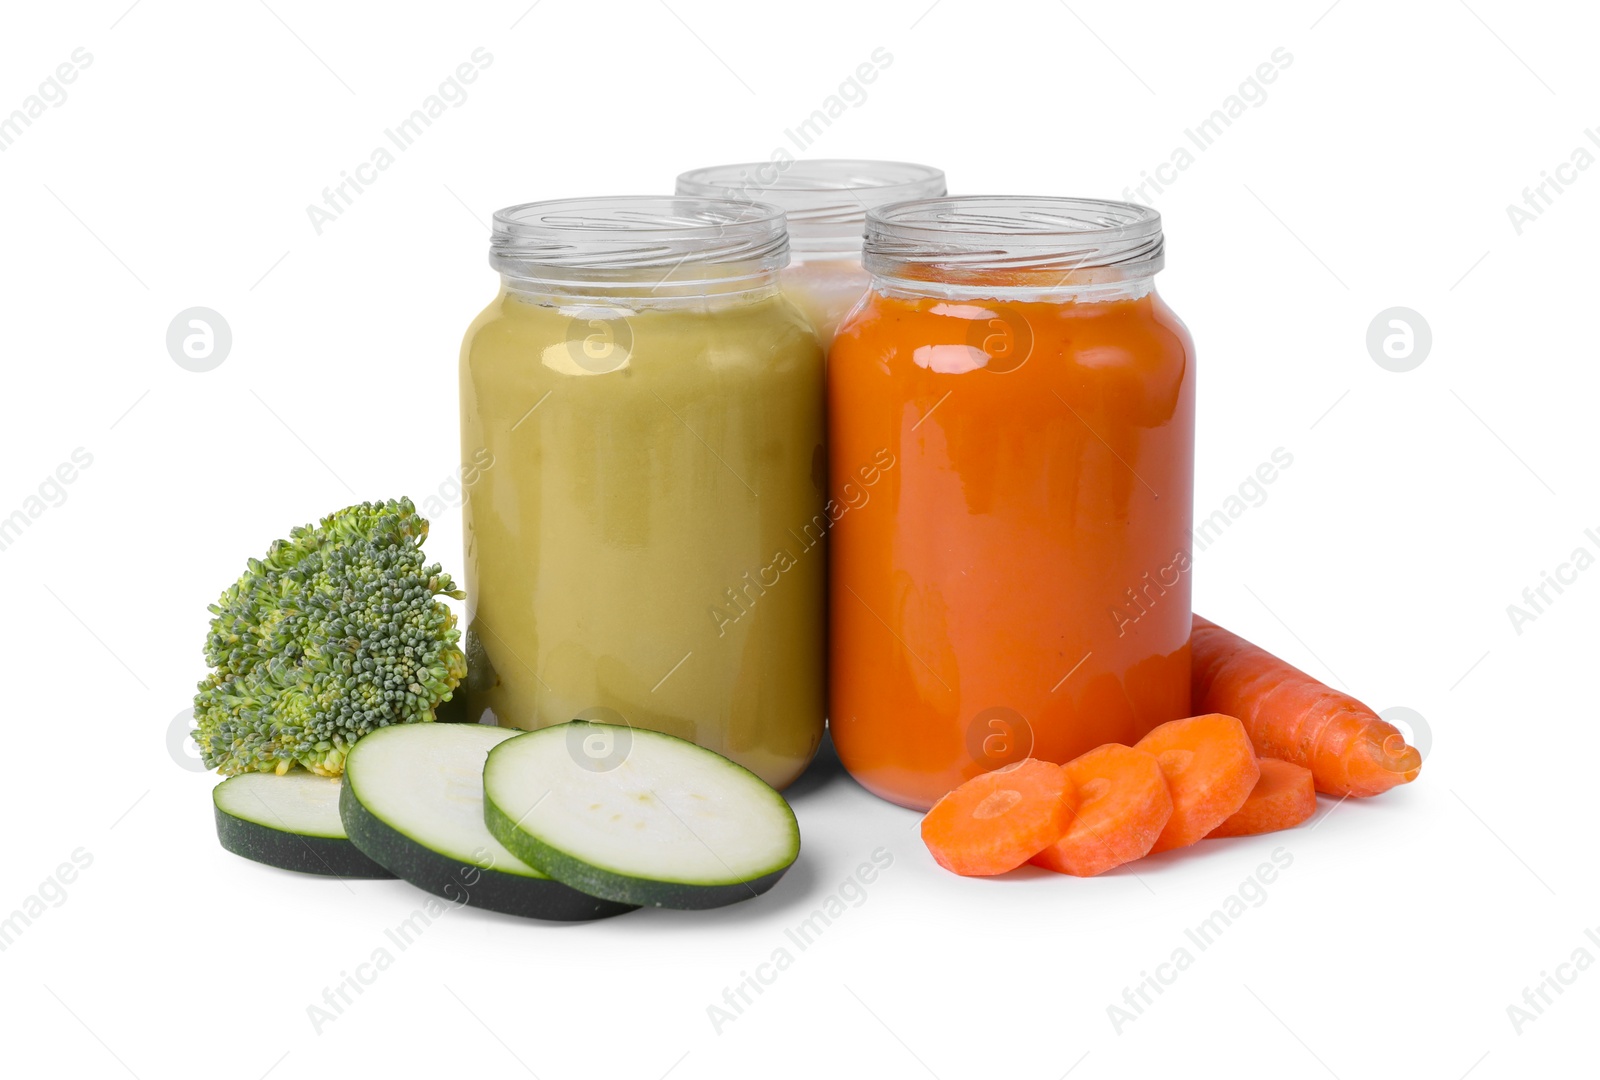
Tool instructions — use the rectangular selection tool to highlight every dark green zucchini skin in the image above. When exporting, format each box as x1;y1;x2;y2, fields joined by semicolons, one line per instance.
339;780;635;921
483;796;794;911
214;803;394;879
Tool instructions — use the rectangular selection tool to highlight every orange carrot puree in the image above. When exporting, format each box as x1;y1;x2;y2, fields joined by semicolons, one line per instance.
828;286;1196;810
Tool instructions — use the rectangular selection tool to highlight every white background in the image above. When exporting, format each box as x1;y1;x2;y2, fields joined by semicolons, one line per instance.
0;1;1594;1077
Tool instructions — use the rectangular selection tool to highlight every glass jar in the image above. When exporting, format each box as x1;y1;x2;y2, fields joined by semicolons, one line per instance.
675;159;946;348
828;196;1195;810
458;196;827;789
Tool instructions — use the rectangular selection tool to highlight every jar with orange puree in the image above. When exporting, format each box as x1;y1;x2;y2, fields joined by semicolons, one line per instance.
828;197;1195;810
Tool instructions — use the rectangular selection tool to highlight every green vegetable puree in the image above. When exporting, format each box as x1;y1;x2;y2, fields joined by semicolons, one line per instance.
458;288;826;789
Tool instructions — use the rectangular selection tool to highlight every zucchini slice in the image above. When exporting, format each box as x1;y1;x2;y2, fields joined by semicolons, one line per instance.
213;770;393;879
340;723;635;921
483;721;801;910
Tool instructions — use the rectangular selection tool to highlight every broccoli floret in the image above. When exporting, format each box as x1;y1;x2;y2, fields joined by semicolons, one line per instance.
193;497;468;777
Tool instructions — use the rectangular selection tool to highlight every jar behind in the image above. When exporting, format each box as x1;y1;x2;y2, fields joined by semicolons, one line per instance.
458;197;826;790
676;159;945;348
828;196;1195;810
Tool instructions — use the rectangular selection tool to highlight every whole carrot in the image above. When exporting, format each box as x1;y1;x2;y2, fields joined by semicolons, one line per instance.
1190;615;1421;797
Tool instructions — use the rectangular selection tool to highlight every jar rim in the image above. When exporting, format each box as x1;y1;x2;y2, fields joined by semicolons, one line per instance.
864;195;1164;285
489;195;789;293
675;160;946;252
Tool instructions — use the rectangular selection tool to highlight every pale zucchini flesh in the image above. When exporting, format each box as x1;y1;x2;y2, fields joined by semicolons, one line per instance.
341;723;635;920
213;770;393;879
483;722;801;910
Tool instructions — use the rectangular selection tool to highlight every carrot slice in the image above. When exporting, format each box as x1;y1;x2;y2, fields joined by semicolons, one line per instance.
1192;615;1422;797
1207;758;1317;838
920;758;1073;876
1135;713;1260;854
1030;744;1171;877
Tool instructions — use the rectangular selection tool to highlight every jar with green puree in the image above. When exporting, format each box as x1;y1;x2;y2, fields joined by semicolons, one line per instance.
458;197;826;789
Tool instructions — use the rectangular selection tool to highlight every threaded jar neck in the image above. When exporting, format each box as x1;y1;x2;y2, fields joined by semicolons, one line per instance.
490;196;789;300
676;159;946;261
864;196;1164;291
